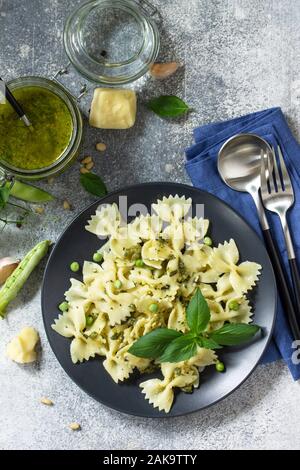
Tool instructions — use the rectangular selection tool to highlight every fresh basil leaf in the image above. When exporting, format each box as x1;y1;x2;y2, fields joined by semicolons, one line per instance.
147;95;190;118
186;288;210;335
80;173;107;198
159;334;197;363
210;323;261;346
198;336;222;350
128;328;182;359
0;182;11;209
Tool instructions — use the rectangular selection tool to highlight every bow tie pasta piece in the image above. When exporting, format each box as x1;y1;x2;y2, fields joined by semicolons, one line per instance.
209;239;261;294
140;379;174;413
129;215;162;240
225;298;253;324
167;301;187;332
52;303;86;338
140;362;199;413
206;299;252;331
85;203;122;237
116;267;136;290
65;278;89;307
180;245;215;279
103;336;136;383
152;195;192;222
162;223;185;252
142;239;173;268
187;348;217;368
84;312;107;338
183;217;210;244
82;261;103;285
52;310;77;338
210;239;240;272
71;335;106;364
110;227;141;259
135;295;173;315
230;262;262;295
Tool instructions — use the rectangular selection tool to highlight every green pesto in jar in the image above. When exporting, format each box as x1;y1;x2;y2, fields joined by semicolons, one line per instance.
0;86;73;170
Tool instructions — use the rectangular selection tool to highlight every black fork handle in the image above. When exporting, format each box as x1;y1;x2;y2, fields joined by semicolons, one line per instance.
289;258;300;318
263;228;300;341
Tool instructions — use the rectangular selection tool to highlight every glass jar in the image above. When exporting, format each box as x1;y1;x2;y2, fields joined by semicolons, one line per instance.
0;76;83;181
64;0;160;85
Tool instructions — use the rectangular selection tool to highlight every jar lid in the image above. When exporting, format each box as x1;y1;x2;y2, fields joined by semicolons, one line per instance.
63;0;160;86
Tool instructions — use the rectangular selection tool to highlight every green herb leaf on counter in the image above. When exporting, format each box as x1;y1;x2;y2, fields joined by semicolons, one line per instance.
147;95;190;118
10;180;54;203
80;172;107;198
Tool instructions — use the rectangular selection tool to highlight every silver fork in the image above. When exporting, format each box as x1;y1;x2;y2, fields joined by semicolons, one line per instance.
261;145;300;315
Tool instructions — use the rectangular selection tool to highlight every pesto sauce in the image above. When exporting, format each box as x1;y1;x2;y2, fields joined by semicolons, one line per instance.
0;86;73;170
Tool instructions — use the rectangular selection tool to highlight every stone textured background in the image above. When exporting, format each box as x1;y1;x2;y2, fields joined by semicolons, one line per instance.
1;0;300;450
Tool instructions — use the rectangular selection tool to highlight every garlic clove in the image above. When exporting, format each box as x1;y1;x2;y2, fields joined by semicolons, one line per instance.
149;62;181;79
0;257;19;285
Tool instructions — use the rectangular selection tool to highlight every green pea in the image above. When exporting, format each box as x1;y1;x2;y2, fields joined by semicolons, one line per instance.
93;252;103;263
215;361;225;373
135;259;144;268
70;261;80;272
204;237;213;246
228;300;239;311
59;301;69;312
149;303;158;313
114;280;122;289
86;315;94;326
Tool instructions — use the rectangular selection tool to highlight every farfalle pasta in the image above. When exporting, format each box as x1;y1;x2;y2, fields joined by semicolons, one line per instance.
52;195;261;413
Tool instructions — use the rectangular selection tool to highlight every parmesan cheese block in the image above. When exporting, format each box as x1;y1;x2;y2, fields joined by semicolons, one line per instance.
89;88;137;129
6;327;39;364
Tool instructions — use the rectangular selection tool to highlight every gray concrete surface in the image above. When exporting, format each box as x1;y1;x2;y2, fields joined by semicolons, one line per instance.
1;0;300;450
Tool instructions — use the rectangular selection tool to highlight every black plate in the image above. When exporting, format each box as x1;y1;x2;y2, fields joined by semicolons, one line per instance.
42;182;276;418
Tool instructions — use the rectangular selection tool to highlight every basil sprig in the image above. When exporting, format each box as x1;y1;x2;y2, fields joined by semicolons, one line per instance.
147;95;190;118
128;288;261;363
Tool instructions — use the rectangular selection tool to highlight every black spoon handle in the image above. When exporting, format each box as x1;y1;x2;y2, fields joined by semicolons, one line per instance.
289;258;300;317
263;228;300;340
0;76;26;119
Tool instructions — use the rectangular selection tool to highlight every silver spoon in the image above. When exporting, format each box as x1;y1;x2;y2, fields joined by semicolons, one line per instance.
218;133;270;229
218;133;300;339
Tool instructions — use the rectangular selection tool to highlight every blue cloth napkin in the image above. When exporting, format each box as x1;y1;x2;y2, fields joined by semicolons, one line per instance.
185;107;300;380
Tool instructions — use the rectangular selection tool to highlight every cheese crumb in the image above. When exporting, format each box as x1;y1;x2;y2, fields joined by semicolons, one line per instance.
89;88;137;129
6;327;39;364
